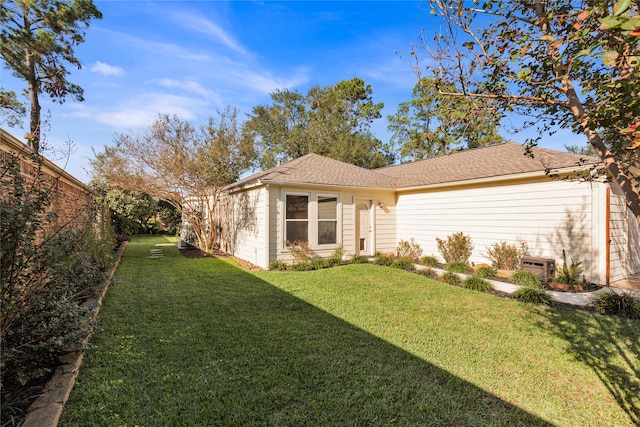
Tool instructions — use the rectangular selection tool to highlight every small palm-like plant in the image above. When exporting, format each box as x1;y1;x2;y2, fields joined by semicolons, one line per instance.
555;250;583;285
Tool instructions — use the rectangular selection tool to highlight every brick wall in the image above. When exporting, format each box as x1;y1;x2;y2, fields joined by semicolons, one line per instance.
1;129;95;232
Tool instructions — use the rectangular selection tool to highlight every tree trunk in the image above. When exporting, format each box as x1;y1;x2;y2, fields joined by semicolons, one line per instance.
25;46;40;153
563;77;640;223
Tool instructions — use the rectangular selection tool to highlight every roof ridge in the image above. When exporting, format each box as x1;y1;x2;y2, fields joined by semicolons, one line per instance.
377;142;515;171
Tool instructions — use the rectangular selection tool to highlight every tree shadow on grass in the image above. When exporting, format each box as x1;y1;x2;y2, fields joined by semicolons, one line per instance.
63;241;554;426
532;307;640;426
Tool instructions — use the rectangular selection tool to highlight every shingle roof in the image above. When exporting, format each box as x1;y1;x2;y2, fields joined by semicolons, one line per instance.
224;143;602;192
224;153;396;191
378;142;602;188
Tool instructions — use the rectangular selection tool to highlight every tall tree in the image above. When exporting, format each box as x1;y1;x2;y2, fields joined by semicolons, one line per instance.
389;78;505;161
91;108;255;252
421;0;640;221
245;77;395;169
0;0;102;152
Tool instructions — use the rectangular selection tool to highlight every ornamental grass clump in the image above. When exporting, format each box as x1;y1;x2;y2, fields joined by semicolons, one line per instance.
420;255;439;268
462;275;493;293
268;260;288;271
350;255;369;264
416;267;439;279
436;232;473;264
445;262;473;274
511;270;551;305
485;241;528;270
511;270;541;288
441;271;462;285
391;257;415;271
592;291;640;319
512;286;552;305
373;253;394;266
474;265;498;279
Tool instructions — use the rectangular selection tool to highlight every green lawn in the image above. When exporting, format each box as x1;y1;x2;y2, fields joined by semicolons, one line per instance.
60;236;640;426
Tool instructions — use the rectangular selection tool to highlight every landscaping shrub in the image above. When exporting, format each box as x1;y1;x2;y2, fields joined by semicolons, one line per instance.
511;270;541;288
512;287;552;305
326;245;344;267
286;240;315;261
591;291;640;319
485;241;528;270
311;258;329;269
268;260;288;271
373;253;394;266
350;254;369;264
289;261;316;271
420;255;439;268
445;262;472;274
555;249;583;285
436;232;473;264
441;271;462;285
462;275;493;292
474;265;498;279
1;152;114;422
416;267;439;279
391;257;415;271
396;238;423;261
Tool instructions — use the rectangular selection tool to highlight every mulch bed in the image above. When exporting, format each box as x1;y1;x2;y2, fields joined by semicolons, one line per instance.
179;247;263;271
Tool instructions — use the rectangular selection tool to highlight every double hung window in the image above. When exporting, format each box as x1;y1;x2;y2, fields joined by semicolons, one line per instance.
285;193;339;247
285;194;308;243
317;196;337;245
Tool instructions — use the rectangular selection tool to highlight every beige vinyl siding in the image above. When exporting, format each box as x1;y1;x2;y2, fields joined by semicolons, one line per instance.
227;186;268;268
271;186;395;263
396;179;602;283
628;212;640;275
609;190;628;283
372;193;397;255
609;183;640;280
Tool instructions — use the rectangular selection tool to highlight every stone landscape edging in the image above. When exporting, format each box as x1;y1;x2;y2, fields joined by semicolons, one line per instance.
414;264;640;307
21;242;128;427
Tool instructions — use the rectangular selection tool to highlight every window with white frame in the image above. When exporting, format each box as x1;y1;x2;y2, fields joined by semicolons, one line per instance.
285;194;309;243
317;195;338;245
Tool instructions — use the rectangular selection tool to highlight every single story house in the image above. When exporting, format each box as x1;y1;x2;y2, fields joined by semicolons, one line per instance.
217;142;640;286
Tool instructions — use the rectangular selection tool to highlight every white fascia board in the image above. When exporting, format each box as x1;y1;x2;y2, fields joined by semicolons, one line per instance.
396;165;604;193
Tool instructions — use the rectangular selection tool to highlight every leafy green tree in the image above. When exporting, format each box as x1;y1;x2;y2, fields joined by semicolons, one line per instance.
91;108;254;252
423;0;640;221
0;0;102;152
245;78;395;169
389;78;505;161
0;90;25;127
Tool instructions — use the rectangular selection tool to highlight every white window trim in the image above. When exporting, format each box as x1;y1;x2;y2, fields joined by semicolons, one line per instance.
283;191;311;249
316;193;341;247
281;191;341;251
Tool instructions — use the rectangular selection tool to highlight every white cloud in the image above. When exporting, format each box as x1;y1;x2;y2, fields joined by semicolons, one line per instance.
170;11;248;55
150;78;223;104
90;61;124;76
70;93;209;129
230;67;310;94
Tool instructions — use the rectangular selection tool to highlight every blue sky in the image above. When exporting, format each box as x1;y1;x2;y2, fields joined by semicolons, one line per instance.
1;0;584;182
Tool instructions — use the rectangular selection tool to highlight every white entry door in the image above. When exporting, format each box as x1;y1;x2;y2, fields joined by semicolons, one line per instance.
356;200;372;255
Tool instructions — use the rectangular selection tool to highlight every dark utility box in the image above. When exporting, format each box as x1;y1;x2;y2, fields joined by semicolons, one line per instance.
520;256;556;282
